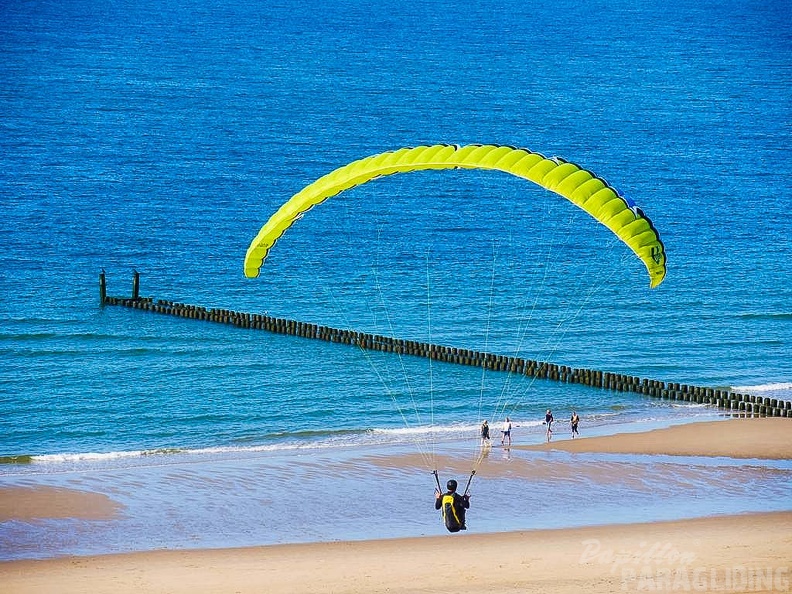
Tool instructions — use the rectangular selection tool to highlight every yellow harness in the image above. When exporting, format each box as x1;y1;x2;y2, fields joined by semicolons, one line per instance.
442;493;462;529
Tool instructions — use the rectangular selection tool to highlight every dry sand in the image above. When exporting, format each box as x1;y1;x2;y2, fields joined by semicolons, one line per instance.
2;513;790;594
518;417;792;459
1;416;790;593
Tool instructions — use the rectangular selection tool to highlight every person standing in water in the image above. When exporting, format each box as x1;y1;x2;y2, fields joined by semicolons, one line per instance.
570;411;580;438
545;409;554;442
480;420;490;447
501;417;512;446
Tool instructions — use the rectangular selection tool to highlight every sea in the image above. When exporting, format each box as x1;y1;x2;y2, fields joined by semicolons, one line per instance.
1;0;790;561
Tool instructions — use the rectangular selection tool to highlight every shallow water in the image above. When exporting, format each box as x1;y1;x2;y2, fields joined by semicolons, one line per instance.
2;428;791;560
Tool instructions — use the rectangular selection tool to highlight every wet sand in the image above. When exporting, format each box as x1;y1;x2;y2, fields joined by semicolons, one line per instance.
2;512;790;594
518;417;792;459
362;417;792;478
1;416;789;593
0;486;122;522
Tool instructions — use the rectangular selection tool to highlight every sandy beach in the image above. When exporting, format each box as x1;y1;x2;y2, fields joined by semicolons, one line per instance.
518;417;792;459
361;417;792;481
0;486;121;523
2;512;790;594
2;417;790;593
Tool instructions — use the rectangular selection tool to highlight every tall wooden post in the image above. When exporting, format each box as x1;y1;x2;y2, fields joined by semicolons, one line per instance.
99;270;107;306
132;270;140;300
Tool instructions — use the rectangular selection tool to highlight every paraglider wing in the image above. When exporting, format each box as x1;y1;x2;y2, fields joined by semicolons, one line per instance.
244;144;667;287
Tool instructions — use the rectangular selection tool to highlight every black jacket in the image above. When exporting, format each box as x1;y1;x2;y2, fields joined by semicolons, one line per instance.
435;490;470;532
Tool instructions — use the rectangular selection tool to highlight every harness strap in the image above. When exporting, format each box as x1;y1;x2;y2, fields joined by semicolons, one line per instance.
442;494;462;525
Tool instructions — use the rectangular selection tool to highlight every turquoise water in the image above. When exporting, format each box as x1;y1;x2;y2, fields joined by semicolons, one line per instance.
0;0;790;559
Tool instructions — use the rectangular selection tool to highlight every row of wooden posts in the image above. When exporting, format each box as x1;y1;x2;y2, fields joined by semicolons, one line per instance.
100;273;792;418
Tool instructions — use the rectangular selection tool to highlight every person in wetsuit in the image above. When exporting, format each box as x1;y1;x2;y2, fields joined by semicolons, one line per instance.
435;479;470;533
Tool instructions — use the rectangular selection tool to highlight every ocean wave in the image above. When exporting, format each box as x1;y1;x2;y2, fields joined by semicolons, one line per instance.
0;331;145;342
0;418;589;469
2;346;160;358
1;422;486;468
0;455;33;465
732;382;792;397
13;443;326;466
0;332;61;342
737;312;792;320
0;401;730;472
31;450;156;463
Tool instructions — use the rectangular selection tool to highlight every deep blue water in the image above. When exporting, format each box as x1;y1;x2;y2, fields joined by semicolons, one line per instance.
0;0;790;559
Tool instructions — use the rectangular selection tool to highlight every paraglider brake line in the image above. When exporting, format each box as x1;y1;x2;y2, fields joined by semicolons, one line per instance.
433;469;476;496
463;470;476;497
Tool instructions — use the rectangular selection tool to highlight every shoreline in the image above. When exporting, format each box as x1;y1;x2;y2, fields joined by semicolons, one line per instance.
1;415;790;587
514;416;792;460
359;417;792;480
2;511;790;594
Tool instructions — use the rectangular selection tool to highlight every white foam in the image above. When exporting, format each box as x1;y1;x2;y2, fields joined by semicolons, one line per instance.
34;450;147;463
24;422;481;467
732;382;792;398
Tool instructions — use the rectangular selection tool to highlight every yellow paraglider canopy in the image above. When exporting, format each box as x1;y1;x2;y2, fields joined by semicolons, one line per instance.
244;144;666;287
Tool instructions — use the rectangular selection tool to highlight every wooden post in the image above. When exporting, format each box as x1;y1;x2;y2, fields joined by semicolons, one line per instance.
132;270;140;300
99;270;107;306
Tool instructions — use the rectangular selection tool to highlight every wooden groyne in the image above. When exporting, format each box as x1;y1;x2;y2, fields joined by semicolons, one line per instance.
100;273;792;418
